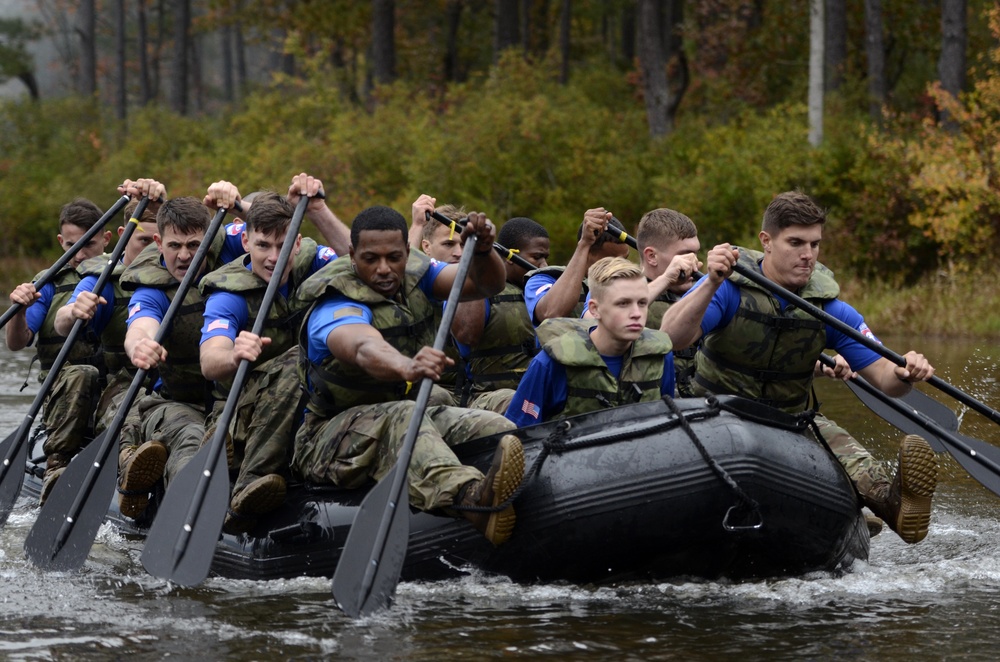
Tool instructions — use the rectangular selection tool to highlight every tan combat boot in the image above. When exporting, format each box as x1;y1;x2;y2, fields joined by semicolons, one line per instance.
117;440;168;518
223;474;287;535
39;452;72;506
863;435;937;544
457;434;525;545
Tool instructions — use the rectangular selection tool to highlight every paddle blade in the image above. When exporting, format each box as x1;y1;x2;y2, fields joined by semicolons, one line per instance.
901;388;960;432
332;465;411;618
140;441;230;586
24;431;117;571
845;380;948;453
0;427;31;527
941;430;1000;498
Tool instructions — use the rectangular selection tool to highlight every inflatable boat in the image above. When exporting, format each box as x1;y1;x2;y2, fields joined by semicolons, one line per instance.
24;395;869;583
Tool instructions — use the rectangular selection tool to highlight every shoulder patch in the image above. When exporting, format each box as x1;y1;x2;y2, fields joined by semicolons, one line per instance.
333;306;365;320
227;222;245;236
318;247;337;261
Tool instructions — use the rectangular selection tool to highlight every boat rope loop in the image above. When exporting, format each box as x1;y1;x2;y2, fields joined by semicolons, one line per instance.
664;396;764;533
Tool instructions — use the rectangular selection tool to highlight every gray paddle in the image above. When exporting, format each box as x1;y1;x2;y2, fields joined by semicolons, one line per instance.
140;194;310;587
24;201;232;570
331;227;480;618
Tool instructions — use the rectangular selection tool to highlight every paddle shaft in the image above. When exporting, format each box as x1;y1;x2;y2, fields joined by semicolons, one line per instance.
147;196;309;580
426;211;536;272
0;195;130;332
732;261;1000;426
608;216;637;250
338;230;480;616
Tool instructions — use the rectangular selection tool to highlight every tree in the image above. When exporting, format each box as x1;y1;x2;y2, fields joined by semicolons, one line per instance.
808;0;823;146
115;0;127;120
0;18;41;100
638;0;671;137
825;0;846;91
938;0;967;127
372;0;396;84
559;0;570;84
171;0;191;115
78;0;97;96
864;0;886;121
495;0;520;60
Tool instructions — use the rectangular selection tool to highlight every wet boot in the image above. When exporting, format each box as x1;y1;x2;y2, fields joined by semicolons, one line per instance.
39;452;72;506
864;512;884;538
117;440;168;519
862;435;937;544
456;434;525;546
223;474;287;535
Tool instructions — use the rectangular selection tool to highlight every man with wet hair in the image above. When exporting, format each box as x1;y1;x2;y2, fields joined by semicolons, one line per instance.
662;190;939;544
6;198;112;503
293;205;525;546
506;256;675;426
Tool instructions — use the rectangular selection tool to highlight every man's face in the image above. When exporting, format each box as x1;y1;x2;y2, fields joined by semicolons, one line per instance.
58;224;111;267
588;277;649;344
647;236;701;293
350;230;409;298
155;227;207;281
421;223;463;264
243;227;301;285
759;223;823;290
120;223;155;266
506;236;550;285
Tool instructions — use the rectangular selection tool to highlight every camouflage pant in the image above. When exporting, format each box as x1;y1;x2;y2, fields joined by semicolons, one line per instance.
94;369;135;435
293;402;515;511
41;364;100;458
131;392;208;485
204;347;305;494
467;388;516;415
809;413;890;493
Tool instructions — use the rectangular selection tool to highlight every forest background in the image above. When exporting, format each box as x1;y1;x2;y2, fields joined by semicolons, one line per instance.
0;0;998;337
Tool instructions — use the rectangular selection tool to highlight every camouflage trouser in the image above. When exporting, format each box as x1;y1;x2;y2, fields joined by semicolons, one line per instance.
809;413;890;493
204;347;305;494
94;369;135;435
132;392;208;486
41;364;100;457
292;402;515;511
467;388;516;415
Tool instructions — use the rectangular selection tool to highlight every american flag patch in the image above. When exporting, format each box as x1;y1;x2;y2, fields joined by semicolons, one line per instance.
207;319;230;332
319;247;337;261
227;222;245;236
521;400;540;420
127;303;141;319
534;283;553;297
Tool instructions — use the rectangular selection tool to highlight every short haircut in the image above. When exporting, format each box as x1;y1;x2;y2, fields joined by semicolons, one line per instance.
423;204;466;242
762;191;826;235
244;190;294;237
497;216;548;250
123;198;158;227
351;205;408;248
156;196;212;235
587;256;644;301
637;208;697;252
59;198;102;231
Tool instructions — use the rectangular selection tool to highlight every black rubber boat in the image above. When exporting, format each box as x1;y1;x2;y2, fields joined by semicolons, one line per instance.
23;395;869;583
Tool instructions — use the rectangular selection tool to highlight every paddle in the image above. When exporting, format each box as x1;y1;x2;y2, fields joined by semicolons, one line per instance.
817;353;1000;497
426;211;536;272
731;260;1000;427
607;216;638;250
0;197;151;529
331;224;480;619
140;195;310;587
23;201;230;571
0;195;130;332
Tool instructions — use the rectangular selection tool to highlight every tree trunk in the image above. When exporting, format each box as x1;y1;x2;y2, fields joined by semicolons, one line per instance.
559;0;571;84
938;0;967;104
521;0;531;53
864;0;886;121
235;13;247;98
171;0;190;115
138;0;152;105
494;0;520;61
222;25;234;104
663;0;683;64
191;31;203;113
637;0;671;138
825;0;846;91
78;0;97;96
621;2;636;64
808;0;824;147
444;0;463;82
115;0;127;120
371;0;396;84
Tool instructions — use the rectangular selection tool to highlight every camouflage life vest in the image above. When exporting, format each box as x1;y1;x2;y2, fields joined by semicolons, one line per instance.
524;265;587;321
692;248;839;413
297;251;437;417
78;255;131;376
467;281;538;393
537;317;673;419
645;287;697;397
34;263;103;381
198;238;318;398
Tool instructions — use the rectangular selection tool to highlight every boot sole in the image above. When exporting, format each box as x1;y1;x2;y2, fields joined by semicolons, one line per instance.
224;475;287;535
484;436;525;545
895;435;937;544
119;442;168;519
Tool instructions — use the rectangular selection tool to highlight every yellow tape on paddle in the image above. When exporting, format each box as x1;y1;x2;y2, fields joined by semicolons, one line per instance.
504;247;520;263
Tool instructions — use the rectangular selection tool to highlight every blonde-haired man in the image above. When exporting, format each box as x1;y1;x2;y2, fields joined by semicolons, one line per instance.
505;256;675;426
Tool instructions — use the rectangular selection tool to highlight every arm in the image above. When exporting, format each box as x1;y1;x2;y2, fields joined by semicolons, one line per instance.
451;299;487;346
200;331;271;381
431;212;506;301
118;178;167;214
857;353;935;398
5;282;39;350
54;290;105;336
287;173;350;256
504;352;560;426
124;316;167;371
532;208;607;323
327;322;452;383
647;253;702;301
409;194;436;251
660;244;738;350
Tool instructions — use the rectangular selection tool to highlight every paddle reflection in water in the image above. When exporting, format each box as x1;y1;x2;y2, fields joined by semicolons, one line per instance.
2;338;1000;659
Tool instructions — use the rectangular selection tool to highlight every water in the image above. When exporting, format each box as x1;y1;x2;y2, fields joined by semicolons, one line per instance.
2;338;1000;660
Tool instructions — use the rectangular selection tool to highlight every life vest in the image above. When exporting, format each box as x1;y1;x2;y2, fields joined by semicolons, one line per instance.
537;317;672;419
467;281;538;393
524;265;587;320
77;255;131;376
692;248;840;413
34;263;103;380
296;251;437;417
645;288;697;397
198;238;318;398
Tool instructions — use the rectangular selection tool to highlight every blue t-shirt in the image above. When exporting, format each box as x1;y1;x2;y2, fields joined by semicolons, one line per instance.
66;272;118;336
24;282;57;336
690;274;883;372
305;260;448;363
199;245;337;344
504;339;676;427
523;272;557;326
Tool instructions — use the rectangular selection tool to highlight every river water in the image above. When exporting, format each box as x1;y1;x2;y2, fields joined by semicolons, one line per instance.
1;337;1000;660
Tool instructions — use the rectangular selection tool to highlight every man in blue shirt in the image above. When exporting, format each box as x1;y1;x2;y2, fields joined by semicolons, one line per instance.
662;191;938;544
506;257;675;427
